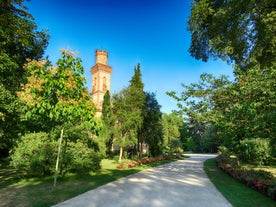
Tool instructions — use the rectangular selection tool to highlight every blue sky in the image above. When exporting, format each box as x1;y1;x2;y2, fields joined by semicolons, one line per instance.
26;0;234;113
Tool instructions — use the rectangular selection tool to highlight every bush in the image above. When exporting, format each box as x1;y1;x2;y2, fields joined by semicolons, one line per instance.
218;146;229;155
52;123;104;175
10;132;57;176
238;138;272;166
11;128;103;177
61;141;101;173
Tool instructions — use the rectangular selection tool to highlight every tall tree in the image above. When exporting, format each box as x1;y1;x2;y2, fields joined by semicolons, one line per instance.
126;63;146;156
0;0;49;155
102;90;112;124
188;0;276;69
112;88;137;162
101;90;114;154
139;92;163;157
174;0;276;161
17;49;99;185
112;64;146;162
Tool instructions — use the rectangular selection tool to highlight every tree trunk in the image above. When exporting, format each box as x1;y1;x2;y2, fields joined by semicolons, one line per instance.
54;127;64;187
139;142;143;158
119;146;123;163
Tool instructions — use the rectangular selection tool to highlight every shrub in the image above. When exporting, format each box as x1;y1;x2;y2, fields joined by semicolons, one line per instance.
10;132;57;176
218;146;230;156
61;141;101;173
238;138;272;166
51;123;104;175
216;154;276;200
11;129;103;177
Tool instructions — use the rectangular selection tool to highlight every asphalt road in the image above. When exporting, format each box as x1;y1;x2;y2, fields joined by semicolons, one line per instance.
52;154;232;207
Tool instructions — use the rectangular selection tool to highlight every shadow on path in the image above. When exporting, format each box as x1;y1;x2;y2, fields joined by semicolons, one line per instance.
53;154;232;207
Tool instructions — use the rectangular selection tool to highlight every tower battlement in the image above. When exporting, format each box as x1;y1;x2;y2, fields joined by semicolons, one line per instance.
95;50;108;65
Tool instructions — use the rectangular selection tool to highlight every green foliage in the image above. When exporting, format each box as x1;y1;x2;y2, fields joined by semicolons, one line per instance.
167;74;230;152
111;64;146;162
112;88;138;148
201;124;220;152
188;0;276;70
186;1;276;159
183;137;196;152
162;113;183;153
140;92;163;157
168;66;275;161
0;0;49;155
52;123;104;174
218;146;229;156
11;123;104;177
102;90;112;125
101;90;115;155
10;132;57;176
14;51;102;178
126;63;146;131
239;138;272;166
61;141;101;173
18;49;99;133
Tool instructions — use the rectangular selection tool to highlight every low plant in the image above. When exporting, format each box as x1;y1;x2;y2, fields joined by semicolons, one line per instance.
116;153;183;169
205;158;276;207
216;154;276;200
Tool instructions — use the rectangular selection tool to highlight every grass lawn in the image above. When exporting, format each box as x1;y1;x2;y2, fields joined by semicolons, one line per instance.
204;158;276;207
0;158;182;207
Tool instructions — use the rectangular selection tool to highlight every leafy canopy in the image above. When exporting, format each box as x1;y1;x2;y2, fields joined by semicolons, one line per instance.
18;49;98;132
0;0;49;153
188;0;276;69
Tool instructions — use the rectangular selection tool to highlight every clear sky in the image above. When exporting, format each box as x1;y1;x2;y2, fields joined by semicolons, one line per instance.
26;0;234;113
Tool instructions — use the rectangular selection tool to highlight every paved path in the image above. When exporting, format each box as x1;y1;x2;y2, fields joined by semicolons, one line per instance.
53;154;232;207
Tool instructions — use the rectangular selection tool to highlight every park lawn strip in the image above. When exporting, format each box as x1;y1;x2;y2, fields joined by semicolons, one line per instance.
0;157;183;207
204;158;276;207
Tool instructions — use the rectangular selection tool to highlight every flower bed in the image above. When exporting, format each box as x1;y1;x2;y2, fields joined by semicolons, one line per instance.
216;154;276;200
116;154;183;169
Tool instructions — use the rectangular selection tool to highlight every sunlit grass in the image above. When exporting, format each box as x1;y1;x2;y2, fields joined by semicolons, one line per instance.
204;158;276;207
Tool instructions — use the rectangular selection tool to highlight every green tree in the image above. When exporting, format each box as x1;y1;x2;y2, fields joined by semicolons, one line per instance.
180;0;276;162
179;122;195;152
168;69;275;159
201;123;219;153
112;64;146;162
139;92;163;157
214;66;276;156
100;90;114;155
127;63;146;130
167;74;232;152
162;113;183;153
112;88;137;162
188;0;276;69
102;90;112;124
17;49;99;185
0;0;49;155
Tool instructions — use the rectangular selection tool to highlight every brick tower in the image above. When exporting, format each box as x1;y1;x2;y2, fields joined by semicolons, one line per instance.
90;50;112;117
